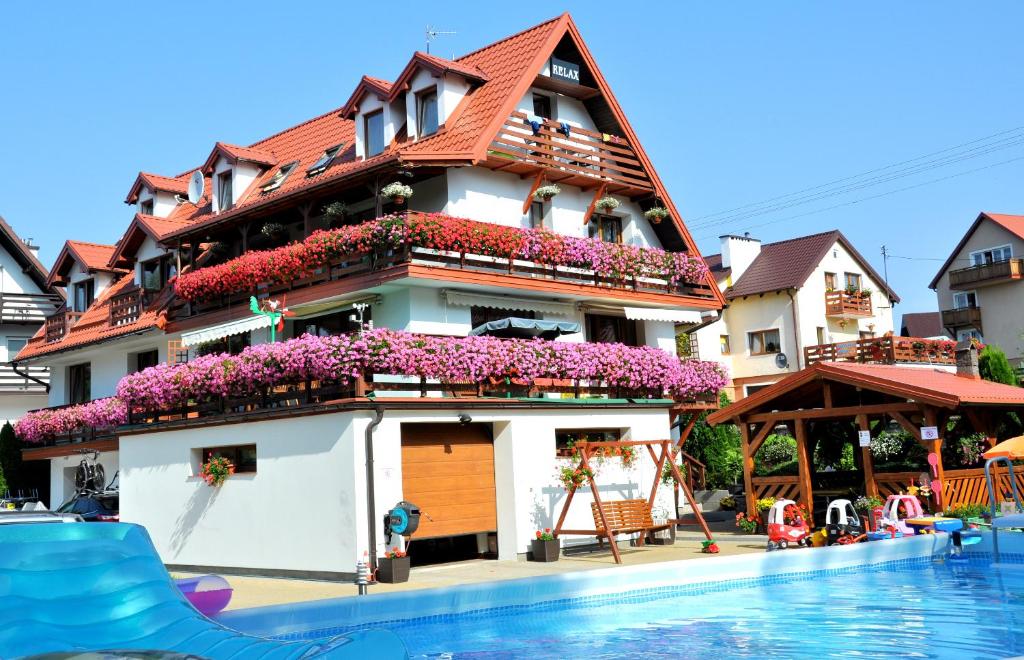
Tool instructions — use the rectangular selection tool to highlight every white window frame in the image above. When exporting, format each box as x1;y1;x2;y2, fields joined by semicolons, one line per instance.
416;87;439;139
969;244;1012;266
953;290;978;310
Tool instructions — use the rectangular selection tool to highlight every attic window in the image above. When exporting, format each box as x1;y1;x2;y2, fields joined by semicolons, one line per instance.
306;144;343;177
261;161;299;193
139;199;154;215
417;88;439;138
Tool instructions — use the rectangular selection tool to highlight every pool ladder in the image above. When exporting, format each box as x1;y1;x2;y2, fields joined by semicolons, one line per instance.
985;456;1024;561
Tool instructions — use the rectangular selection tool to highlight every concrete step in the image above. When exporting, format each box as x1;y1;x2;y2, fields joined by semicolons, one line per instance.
677;489;731;515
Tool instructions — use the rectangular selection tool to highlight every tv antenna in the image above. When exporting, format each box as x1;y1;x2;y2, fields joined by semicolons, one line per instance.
425;25;456;54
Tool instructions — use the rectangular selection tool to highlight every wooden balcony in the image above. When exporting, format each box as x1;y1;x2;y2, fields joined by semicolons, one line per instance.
824;291;872;318
804;335;957;367
949;258;1024;290
0;292;64;324
941;306;982;330
109;288;147;327
44;308;85;343
484;112;654;196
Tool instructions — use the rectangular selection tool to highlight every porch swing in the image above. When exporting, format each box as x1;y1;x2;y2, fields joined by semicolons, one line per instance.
552;438;713;564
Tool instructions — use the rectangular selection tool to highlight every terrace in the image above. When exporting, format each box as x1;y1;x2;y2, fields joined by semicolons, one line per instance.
804;335;957;367
948;257;1024;289
824;290;872;318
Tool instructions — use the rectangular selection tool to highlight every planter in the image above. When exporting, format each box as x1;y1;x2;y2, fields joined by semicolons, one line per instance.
377;556;410;583
649;216;663;224
530;538;560;562
391;195;406;205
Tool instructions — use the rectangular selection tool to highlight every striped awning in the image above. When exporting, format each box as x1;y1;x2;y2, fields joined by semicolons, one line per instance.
623;307;704;324
180;315;271;347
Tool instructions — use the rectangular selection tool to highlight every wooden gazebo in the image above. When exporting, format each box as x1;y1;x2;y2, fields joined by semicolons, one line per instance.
707;345;1024;517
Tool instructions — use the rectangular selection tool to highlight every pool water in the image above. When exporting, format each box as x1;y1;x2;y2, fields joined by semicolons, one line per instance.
322;557;1024;659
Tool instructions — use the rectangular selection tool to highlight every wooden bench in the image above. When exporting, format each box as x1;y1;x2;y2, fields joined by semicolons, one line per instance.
590;499;671;549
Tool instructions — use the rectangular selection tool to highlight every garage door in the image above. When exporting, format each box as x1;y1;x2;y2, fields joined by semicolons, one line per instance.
401;423;496;539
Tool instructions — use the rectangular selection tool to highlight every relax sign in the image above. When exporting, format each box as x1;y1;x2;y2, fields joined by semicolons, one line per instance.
549;57;580;84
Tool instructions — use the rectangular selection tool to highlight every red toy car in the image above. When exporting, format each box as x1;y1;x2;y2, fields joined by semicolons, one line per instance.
766;499;812;551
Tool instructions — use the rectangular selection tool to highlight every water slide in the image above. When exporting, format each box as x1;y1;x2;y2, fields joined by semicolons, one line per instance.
0;522;407;659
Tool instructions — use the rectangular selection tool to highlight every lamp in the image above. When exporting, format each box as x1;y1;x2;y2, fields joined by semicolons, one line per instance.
885;418;900;434
773;423;790;437
458;414;472;426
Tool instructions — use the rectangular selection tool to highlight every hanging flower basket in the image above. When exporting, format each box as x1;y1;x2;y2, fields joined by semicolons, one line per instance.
534;184;561;201
381;182;413;205
595;196;620;212
644;207;669;224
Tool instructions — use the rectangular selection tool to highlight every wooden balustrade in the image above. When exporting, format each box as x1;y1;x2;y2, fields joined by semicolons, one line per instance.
109;288;147;326
941;467;1024;509
44;308;84;343
750;475;802;505
824;291;872;318
949;258;1024;290
804;336;956;366
941;306;982;330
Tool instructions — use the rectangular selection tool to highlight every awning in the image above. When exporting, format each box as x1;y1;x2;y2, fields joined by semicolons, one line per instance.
623;307;704;324
443;290;575;316
180;315;272;347
290;295;380;320
469;317;582;339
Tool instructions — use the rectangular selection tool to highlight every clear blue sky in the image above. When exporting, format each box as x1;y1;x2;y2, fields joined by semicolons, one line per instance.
1;2;1021;320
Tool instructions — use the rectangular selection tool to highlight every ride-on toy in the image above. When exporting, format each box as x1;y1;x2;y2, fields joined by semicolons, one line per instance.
766;499;812;551
824;499;865;545
879;494;923;536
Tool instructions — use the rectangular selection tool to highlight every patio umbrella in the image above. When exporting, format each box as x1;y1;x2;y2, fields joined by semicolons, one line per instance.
983;435;1024;460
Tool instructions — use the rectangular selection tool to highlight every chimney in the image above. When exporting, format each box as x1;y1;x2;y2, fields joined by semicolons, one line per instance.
22;238;39;254
955;339;980;379
719;232;761;281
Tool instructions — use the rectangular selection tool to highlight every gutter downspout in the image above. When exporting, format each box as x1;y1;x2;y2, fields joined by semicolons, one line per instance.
786;289;802;371
364;406;385;573
10;361;49;393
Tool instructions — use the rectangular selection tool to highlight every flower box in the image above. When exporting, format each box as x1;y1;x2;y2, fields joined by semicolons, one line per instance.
377;556;411;583
530;538;560;562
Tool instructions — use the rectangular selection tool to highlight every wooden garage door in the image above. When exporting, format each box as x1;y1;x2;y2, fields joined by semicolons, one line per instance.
401;423;496;539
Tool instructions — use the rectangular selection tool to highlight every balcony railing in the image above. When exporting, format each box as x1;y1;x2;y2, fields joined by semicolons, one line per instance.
486;112;654;195
824;291;872;318
949;258;1024;290
941;306;982;330
804;336;956;367
0;364;49;393
0;292;64;324
44;308;85;343
109;288;147;327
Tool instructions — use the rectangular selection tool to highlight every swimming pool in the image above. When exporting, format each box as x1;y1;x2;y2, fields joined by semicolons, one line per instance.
221;535;1024;659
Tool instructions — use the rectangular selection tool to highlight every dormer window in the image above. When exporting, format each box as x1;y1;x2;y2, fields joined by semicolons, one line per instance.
417;88;439;138
217;171;233;211
364;110;384;157
261;161;298;193
307;144;343;177
72;279;95;312
139;199;154;216
141;255;176;292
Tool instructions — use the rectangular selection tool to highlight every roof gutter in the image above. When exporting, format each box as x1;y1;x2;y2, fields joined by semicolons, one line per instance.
10;361;49;393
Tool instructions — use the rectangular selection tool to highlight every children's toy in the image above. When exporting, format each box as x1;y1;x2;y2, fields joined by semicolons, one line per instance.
879;494;923;536
905;516;964;535
824;499;865;545
701;539;719;554
765;499;812;551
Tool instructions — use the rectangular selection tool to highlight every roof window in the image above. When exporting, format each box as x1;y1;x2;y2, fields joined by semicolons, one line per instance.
261;161;299;193
306;144;343;177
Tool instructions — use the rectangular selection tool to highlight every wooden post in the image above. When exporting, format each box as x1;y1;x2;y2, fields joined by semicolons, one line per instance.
794;419;814;519
739;419;756;516
858;414;878;497
665;441;713;541
581;447;621;564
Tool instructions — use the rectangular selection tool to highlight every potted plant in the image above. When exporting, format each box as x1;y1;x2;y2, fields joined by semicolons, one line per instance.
859;287;873;299
734;511;759;533
534;184;561;202
199;455;234;487
530;528;560;562
322;201;347;221
644;207;669;224
595;196;619;212
377;547;411;583
719;495;737;511
381;182;414;205
844;284;859;296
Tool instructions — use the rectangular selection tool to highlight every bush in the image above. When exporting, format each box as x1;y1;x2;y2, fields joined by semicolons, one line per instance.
945;503;986;523
757;435;796;471
756;459;799;477
681;393;743;489
980;345;1018;386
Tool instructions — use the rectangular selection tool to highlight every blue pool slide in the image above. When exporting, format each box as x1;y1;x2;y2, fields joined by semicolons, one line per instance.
0;522;407;659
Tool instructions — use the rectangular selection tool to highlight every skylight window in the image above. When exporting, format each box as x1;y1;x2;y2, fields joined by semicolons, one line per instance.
261;161;299;193
306;144;343;177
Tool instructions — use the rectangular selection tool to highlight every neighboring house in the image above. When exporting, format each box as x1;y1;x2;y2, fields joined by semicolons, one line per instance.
930;212;1024;365
14;15;726;575
900;312;949;339
0;216;63;425
693;230;898;399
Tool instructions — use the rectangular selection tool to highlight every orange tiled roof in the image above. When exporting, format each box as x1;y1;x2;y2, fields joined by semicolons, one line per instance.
108;213;196;269
340;76;395;118
201;142;279;174
125;172;189;204
387;52;488;102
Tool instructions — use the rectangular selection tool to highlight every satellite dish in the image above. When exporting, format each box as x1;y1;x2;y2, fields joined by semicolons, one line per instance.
775;353;789;369
187;170;205;204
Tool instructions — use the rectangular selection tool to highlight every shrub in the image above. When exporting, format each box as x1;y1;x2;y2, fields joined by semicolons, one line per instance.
980;345;1018;386
680;393;743;489
757;435;796;470
854;495;883;513
945;503;986;523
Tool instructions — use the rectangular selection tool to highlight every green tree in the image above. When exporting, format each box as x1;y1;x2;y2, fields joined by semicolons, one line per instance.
979;345;1018;386
0;422;21;494
681;392;743;488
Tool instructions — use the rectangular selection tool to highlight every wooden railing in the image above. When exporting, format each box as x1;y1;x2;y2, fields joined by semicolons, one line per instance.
941;306;982;329
109;288;147;326
949;258;1024;290
824;291;872;318
942;467;1024;509
0;292;64;324
487;112;654;194
873;472;920;499
678;450;706;492
0;364;48;392
804;336;956;366
750;475;801;505
44;308;85;343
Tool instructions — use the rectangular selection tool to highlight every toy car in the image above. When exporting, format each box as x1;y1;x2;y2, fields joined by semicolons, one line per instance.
824;498;865;545
766;499;812;551
878;494;923;536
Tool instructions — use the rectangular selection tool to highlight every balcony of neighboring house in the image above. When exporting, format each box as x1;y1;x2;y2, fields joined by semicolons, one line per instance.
44;307;85;343
948;257;1024;290
804;335;957;367
824;290;872;319
483;112;654;197
0;292;65;325
941;305;983;331
0;364;49;393
108;288;147;327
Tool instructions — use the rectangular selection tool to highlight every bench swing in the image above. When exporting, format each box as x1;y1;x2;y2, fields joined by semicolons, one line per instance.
552;438;713;564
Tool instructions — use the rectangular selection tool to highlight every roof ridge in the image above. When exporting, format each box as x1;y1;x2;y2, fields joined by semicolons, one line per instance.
761;229;839;248
455;14;564;62
67;240;117;249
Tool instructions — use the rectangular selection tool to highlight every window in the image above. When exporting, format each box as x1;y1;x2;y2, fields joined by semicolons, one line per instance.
816;327;826;345
416;88;439;137
132;349;159;373
824;272;836;291
261;161;298;193
532;93;552;119
745;384;771;397
364;110;384;157
200;444;257;474
307;144;343;176
748;329;781;355
859;330;875;339
953;291;978;309
585;314;639;346
844;273;862;291
72;279;95;312
470;306;535;329
957;328;983;342
294;307;371;338
589;215;622;244
528;201;545;230
217;171;233;211
971;245;1012;266
141;255;175;292
139;199;154;216
720;335;731;355
7;337;27;359
554;429;620;457
194;333;250;357
68;363;91;405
